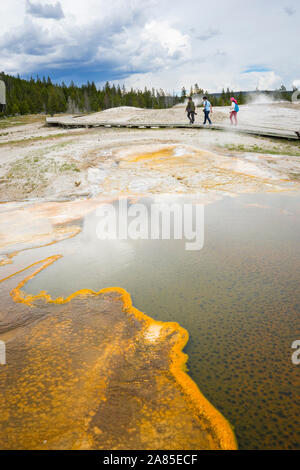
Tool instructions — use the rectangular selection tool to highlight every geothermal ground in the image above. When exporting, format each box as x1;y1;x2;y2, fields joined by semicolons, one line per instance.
0;102;300;202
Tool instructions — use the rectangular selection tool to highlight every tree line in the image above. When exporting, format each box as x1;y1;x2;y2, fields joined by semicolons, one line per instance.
0;72;294;118
0;72;181;117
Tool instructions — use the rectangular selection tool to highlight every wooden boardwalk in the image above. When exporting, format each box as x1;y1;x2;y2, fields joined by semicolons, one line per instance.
46;117;300;140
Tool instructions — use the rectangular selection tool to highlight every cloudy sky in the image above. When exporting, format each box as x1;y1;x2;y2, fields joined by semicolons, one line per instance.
0;0;299;92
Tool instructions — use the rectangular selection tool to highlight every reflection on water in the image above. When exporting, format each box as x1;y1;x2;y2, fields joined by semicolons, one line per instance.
1;193;300;449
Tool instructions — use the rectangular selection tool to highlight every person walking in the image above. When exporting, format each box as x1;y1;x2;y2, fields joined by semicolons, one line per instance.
185;96;196;124
202;96;212;125
230;97;239;126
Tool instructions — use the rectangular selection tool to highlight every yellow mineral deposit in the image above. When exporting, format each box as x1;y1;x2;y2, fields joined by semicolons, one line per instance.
115;145;300;195
0;256;237;450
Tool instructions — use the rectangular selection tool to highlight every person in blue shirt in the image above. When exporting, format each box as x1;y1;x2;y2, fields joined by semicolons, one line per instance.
202;96;212;125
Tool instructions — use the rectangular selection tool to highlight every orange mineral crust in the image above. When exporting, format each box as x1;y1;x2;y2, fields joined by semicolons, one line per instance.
0;257;237;450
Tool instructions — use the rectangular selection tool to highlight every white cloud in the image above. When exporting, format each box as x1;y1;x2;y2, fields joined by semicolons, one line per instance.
293;80;300;89
241;71;282;91
142;21;190;57
0;0;299;92
257;72;282;90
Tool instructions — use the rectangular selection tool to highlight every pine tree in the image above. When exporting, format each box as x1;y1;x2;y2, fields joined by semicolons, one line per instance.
19;100;30;115
47;87;59;115
11;103;20;115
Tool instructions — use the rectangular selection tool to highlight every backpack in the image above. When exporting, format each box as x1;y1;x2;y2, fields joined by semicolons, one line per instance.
235;103;239;112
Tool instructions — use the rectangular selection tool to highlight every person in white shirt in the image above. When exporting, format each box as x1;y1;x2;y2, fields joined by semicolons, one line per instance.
230;97;239;125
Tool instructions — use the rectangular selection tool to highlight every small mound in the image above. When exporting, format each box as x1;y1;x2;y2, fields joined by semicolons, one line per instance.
78;106;145;124
100;106;144;113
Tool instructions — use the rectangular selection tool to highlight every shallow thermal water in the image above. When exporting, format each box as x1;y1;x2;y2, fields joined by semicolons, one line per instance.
1;193;300;449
